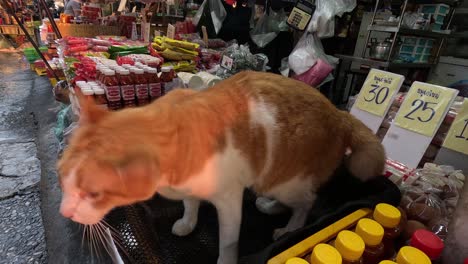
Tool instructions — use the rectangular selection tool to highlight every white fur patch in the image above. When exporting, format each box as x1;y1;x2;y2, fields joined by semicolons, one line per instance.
248;97;277;179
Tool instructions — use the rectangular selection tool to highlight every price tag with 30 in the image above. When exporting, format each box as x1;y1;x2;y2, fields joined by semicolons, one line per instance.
394;82;458;137
355;69;403;117
442;99;468;155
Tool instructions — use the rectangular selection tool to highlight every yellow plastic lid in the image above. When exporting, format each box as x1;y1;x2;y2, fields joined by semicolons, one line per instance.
355;218;384;246
379;261;398;264
396;246;432;264
285;257;309;264
334;231;365;261
310;243;342;264
373;203;401;228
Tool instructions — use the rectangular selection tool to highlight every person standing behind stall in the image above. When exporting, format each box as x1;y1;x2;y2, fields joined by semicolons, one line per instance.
64;0;82;15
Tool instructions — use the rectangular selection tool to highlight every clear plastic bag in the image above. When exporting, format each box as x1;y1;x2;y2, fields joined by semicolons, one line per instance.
288;32;338;76
192;0;227;34
307;0;357;38
250;8;288;48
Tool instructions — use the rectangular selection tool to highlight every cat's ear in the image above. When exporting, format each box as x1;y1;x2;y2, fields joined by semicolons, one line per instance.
114;151;158;199
75;88;108;124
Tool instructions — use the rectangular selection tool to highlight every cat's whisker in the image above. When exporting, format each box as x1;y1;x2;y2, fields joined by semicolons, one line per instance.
96;222;130;260
90;225;103;261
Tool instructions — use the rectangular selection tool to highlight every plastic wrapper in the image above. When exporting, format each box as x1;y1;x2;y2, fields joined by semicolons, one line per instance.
192;0;227;34
250;8;288;48
215;44;267;79
53;80;70;105
306;0;357;38
292;58;334;87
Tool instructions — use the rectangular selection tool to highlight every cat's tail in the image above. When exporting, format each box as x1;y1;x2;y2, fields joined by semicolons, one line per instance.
343;112;386;181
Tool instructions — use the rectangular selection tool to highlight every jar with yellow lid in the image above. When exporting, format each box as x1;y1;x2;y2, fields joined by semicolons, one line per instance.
285;257;309;264
335;230;365;264
395;246;431;264
310;243;342;264
373;203;402;258
379;261;397;264
355;218;385;264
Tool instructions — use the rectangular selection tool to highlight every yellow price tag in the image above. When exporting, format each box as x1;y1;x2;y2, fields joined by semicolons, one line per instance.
355;69;403;117
394;82;457;137
442;99;468;155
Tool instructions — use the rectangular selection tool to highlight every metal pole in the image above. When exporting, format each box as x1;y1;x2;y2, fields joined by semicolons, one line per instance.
387;0;408;62
39;0;62;39
361;0;380;58
1;0;60;81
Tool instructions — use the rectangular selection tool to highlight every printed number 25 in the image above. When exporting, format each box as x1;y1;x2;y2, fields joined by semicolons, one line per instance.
404;99;436;123
364;84;389;105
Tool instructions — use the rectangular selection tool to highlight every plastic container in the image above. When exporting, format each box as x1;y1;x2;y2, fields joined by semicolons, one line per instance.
409;229;444;262
118;69;136;108
355;218;385;264
335;230;365;264
102;70;122;110
310;243;342;264
160;66;174;95
395;246;431;264
134;68;149;106
146;67;162;101
373;203;402;258
379;261;397;264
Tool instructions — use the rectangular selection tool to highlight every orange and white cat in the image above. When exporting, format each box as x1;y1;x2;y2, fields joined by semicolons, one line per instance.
58;71;385;264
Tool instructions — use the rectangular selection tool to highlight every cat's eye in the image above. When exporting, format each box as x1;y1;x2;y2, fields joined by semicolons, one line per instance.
87;192;101;199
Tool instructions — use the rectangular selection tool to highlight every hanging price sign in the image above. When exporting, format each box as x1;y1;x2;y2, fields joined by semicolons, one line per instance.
355;69;404;117
394;82;458;137
350;69;404;133
442;99;468;155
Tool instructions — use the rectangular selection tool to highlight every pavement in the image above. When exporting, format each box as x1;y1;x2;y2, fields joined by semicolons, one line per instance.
0;52;47;263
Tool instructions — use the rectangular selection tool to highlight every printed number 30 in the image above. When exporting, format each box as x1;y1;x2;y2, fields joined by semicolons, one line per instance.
404;99;436;123
364;84;389;105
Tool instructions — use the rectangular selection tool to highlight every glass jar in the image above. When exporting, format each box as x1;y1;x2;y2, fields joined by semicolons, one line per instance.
160;66;174;95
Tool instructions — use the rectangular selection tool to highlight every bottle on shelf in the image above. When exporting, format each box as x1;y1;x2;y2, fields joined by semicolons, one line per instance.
118;68;136;108
145;67;162;101
355;218;385;264
102;69;122;110
335;230;365;264
160;66;174;95
310;243;342;264
373;203;403;258
134;68;149;106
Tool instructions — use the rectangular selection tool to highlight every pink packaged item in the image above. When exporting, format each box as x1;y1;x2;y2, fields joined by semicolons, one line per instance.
292;59;333;87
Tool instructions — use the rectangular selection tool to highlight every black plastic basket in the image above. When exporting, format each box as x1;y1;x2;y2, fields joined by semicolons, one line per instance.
105;165;401;264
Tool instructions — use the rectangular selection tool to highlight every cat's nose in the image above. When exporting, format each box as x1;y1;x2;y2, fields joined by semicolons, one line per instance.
60;207;74;218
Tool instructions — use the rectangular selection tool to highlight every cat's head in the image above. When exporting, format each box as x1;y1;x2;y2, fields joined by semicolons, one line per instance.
57;95;159;225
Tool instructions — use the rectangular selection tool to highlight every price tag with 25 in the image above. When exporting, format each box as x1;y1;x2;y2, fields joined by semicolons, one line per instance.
442;99;468;155
355;69;403;117
394;82;458;137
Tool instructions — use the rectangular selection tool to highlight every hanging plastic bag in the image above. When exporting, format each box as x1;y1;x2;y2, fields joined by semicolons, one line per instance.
288;32;338;75
193;0;227;34
250;8;288;48
307;0;357;38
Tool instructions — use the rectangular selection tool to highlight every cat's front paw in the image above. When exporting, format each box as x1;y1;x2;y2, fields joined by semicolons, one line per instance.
273;227;289;240
172;219;196;237
216;255;237;264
